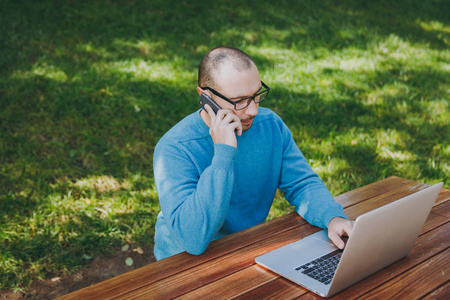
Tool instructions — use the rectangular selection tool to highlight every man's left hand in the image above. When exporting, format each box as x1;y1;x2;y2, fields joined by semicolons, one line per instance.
328;217;354;249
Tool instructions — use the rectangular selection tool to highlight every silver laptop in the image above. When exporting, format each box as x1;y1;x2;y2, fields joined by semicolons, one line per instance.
255;182;443;297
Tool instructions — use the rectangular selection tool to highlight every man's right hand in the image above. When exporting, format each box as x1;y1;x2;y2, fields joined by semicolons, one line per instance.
205;104;242;148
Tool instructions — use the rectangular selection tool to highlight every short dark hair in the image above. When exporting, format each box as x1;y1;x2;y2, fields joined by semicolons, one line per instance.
198;46;255;88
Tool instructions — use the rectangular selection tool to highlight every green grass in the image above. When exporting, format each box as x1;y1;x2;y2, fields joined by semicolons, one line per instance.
1;0;449;292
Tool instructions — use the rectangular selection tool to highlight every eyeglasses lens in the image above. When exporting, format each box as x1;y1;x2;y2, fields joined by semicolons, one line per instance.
235;90;268;110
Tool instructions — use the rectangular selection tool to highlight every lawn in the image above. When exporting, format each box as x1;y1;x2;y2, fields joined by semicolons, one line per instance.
0;0;449;293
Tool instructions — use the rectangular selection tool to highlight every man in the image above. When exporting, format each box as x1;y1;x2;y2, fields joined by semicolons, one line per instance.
153;46;353;260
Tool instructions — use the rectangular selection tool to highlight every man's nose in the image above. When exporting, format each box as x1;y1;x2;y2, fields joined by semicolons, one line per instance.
244;99;258;116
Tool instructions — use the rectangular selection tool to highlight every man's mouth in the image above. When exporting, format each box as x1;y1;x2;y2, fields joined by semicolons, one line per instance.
241;118;254;126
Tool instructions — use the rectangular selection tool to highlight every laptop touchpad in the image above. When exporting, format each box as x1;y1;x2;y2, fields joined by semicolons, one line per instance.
290;231;337;263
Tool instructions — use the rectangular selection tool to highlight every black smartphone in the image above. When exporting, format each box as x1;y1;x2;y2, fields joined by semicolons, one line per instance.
199;93;221;114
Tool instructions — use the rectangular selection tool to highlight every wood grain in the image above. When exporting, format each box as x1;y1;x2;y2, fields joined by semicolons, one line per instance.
360;248;449;299
115;225;320;299
174;265;277;300
421;281;450;300
333;176;413;208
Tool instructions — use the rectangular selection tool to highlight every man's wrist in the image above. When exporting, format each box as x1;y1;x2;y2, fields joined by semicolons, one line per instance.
327;215;348;228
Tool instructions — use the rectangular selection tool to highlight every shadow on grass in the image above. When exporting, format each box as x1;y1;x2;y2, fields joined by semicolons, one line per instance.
0;0;448;292
271;66;448;192
1;0;449;73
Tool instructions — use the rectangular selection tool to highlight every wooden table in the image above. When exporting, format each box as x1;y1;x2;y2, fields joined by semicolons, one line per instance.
59;176;450;299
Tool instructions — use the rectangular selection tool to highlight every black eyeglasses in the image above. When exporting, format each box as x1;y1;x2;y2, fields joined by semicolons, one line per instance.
201;81;270;111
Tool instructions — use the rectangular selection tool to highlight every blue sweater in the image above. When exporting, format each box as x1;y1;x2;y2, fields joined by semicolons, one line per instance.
153;107;347;260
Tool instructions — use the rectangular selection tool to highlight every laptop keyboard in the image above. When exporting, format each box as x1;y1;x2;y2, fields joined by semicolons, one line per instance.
295;249;342;285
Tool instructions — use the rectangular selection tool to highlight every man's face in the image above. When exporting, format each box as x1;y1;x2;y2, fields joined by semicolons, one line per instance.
209;64;261;131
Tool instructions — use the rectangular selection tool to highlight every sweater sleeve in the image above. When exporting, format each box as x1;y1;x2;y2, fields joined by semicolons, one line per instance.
276;119;347;229
154;142;236;255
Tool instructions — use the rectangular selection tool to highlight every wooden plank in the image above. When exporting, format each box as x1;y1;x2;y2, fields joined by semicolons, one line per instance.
174;265;277;300
360;248;450;299
436;190;450;217
59;177;413;300
436;189;450;207
342;181;432;220
232;276;308;300
57;212;305;300
333;176;413;207
423;200;450;233
237;219;450;300
114;224;321;300
421;281;450;300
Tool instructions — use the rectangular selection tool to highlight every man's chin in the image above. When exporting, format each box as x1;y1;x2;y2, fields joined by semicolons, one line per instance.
242;121;253;131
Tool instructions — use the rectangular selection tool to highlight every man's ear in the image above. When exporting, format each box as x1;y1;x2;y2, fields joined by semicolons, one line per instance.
196;87;205;96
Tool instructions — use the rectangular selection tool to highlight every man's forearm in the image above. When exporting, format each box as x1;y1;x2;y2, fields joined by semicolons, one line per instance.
156;144;237;255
